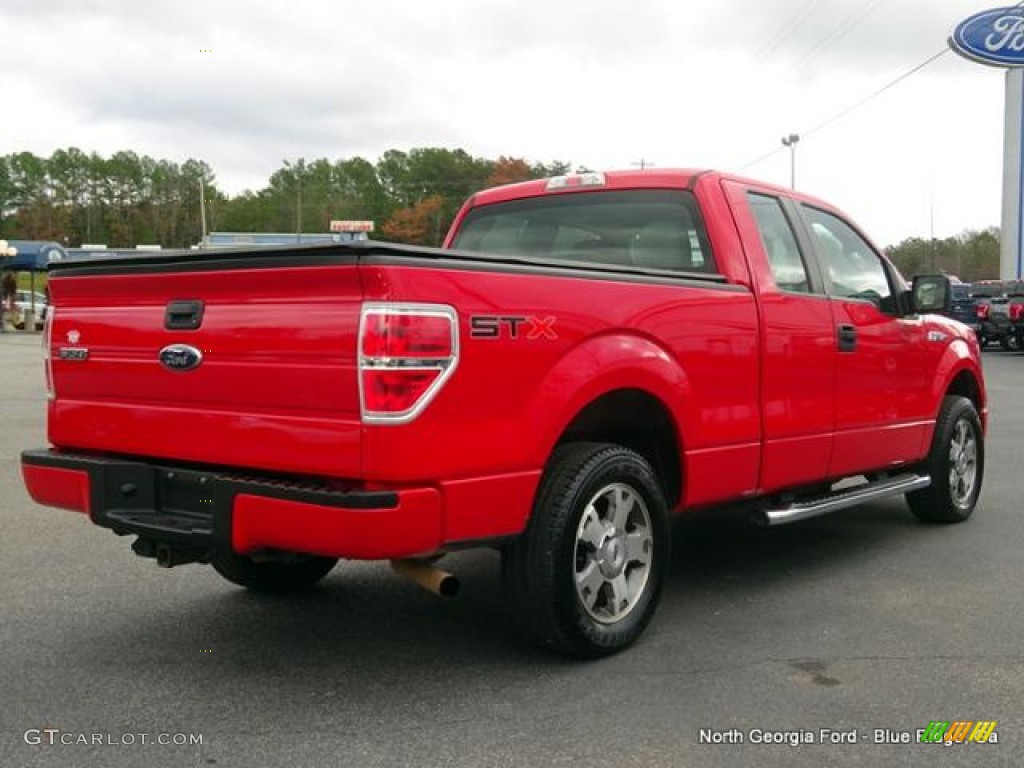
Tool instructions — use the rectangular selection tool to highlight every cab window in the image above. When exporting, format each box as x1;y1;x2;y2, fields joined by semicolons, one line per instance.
802;205;894;310
747;193;812;294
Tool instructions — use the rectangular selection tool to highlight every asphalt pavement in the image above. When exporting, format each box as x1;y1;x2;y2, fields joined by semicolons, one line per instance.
1;333;1022;768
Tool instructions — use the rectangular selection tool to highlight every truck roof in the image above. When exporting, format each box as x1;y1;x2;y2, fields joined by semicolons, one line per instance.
469;169;836;211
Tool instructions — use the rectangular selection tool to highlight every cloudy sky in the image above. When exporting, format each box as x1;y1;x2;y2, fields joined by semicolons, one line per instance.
0;0;1012;247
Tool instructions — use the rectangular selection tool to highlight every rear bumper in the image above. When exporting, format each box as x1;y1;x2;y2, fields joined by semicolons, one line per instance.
21;449;443;560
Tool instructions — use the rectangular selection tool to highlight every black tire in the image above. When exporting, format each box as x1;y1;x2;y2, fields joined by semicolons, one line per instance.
906;396;984;524
503;442;669;657
211;551;338;593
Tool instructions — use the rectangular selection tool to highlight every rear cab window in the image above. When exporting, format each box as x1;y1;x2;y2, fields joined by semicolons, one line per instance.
451;189;718;275
746;192;813;294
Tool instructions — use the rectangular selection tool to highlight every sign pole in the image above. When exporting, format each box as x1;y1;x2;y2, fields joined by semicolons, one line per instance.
1006;67;1024;280
999;67;1024;280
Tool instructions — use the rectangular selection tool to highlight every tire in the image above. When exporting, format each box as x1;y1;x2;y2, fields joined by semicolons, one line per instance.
906;396;984;524
503;442;669;657
211;551;338;593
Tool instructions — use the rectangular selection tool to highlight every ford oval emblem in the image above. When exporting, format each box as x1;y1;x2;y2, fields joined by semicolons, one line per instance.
159;344;203;372
950;7;1024;67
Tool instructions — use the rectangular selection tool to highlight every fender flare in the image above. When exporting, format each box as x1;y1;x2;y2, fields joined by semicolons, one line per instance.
521;332;693;467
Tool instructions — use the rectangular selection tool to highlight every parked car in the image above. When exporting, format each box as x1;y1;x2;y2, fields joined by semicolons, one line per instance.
943;282;980;336
971;281;1021;349
1009;298;1024;350
12;290;48;330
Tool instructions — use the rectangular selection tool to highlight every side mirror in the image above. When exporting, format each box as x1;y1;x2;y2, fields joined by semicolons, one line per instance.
910;275;951;314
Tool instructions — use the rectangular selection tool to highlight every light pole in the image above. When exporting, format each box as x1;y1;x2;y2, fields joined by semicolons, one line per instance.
296;157;304;243
781;133;800;189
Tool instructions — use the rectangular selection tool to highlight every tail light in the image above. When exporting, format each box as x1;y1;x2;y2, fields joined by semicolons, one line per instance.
1010;303;1024;322
43;307;54;400
976;304;990;320
358;303;458;424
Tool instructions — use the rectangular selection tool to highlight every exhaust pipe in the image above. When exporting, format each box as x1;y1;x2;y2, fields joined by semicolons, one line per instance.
390;558;460;598
154;543;207;569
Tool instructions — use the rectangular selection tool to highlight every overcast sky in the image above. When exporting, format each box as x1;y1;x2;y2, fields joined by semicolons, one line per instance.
0;0;1012;247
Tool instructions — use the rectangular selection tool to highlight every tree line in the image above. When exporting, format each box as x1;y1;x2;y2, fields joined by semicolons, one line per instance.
884;228;1001;282
0;148;571;249
0;148;1004;276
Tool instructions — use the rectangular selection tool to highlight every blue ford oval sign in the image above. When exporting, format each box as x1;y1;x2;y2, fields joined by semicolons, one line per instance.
159;344;203;372
951;7;1024;67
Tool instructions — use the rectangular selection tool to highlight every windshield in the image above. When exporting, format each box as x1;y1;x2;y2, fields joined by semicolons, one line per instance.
451;189;717;274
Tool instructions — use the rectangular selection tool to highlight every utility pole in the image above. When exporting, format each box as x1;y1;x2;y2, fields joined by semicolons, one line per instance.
631;159;654;171
199;176;208;246
781;134;800;189
930;185;936;273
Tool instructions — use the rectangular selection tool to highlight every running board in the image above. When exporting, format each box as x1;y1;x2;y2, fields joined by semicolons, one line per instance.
755;474;931;526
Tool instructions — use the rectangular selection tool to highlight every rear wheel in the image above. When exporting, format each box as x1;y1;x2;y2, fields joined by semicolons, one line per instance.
211;551;338;593
503;443;669;657
906;396;984;524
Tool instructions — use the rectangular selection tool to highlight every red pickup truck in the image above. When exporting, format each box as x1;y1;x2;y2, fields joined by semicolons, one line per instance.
24;170;986;657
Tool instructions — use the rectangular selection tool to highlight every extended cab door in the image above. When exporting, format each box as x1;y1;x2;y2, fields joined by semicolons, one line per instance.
796;204;936;477
723;181;836;493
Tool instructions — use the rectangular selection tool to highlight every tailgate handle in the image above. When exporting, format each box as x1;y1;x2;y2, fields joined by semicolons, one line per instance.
165;300;205;330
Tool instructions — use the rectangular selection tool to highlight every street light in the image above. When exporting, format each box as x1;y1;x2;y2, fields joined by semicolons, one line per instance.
781;133;800;189
296;157;304;243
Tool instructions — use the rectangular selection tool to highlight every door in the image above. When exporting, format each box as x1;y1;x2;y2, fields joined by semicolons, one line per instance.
724;181;836;493
798;204;936;477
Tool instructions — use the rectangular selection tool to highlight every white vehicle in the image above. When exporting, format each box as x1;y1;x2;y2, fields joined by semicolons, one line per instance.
9;290;48;330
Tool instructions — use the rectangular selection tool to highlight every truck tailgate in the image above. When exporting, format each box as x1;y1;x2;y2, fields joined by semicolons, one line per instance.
47;256;364;479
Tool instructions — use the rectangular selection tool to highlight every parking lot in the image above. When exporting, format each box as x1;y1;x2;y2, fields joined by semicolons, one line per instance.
0;333;1021;768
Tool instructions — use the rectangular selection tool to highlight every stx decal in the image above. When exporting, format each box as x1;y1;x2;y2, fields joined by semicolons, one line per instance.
470;315;558;340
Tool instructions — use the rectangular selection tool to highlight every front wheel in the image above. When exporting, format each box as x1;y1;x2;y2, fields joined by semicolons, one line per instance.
211;551;338;593
503;443;669;657
906;396;984;524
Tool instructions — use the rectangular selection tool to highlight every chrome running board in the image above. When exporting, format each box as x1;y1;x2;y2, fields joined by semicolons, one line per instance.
756;474;931;526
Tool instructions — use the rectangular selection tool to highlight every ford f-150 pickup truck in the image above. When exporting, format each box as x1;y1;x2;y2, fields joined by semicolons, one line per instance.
23;170;986;657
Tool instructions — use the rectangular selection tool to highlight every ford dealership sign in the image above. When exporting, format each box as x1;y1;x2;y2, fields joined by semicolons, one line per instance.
951;7;1024;67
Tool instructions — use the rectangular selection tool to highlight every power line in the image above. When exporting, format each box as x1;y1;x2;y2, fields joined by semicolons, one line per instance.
755;0;821;62
802;47;949;139
791;0;885;74
736;45;951;172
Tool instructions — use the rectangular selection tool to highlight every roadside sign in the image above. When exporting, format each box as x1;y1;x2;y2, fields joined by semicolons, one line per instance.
330;220;375;233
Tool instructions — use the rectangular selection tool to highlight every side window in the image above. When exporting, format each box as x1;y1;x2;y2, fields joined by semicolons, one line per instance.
747;193;811;293
802;206;893;309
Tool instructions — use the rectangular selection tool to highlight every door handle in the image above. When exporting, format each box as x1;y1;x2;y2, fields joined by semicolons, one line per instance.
837;323;857;352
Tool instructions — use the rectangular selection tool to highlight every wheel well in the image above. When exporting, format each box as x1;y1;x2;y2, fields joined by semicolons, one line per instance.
946;370;981;413
555;389;681;507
